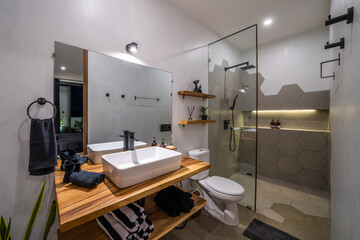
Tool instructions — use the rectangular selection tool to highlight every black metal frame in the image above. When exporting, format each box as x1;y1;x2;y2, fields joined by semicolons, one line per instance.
325;38;345;50
320;53;341;80
325;7;354;26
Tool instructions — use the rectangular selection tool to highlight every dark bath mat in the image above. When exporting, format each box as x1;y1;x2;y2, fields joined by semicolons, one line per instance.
243;219;299;240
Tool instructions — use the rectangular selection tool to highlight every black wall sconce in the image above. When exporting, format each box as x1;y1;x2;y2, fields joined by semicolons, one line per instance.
126;42;138;54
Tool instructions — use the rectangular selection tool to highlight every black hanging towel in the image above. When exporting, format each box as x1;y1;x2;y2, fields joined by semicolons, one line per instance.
29;118;58;175
27;98;58;175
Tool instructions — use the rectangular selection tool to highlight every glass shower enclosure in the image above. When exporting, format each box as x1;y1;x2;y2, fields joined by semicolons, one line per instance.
208;25;258;210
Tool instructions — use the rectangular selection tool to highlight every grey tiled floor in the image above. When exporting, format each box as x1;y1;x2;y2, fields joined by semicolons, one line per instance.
161;174;330;240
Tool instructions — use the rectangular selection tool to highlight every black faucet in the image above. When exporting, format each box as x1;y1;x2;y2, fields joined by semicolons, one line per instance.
120;130;138;151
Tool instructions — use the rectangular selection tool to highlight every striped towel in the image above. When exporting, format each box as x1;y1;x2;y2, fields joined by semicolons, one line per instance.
96;203;154;240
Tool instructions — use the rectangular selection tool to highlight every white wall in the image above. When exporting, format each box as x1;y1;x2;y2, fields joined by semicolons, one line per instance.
256;27;330;95
0;1;217;239
329;0;360;239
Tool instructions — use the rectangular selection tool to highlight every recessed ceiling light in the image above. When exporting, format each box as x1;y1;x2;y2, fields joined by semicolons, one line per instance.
264;18;273;26
60;66;66;71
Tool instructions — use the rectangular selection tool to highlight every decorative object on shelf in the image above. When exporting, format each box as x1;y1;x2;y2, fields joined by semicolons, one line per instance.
270;119;276;129
151;137;157;146
187;106;195;120
325;7;354;26
325;37;345;49
276;119;281;129
178;91;215;100
320;53;340;80
200;106;208;120
193;80;202;93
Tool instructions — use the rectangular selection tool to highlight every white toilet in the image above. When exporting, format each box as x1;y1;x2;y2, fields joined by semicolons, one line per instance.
189;148;244;226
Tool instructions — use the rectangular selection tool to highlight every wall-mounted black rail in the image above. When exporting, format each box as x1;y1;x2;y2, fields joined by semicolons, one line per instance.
325;7;354;26
27;97;57;120
320;53;340;80
134;96;160;101
325;38;345;49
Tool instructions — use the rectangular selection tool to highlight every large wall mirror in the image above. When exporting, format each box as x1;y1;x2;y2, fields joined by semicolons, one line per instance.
54;42;173;154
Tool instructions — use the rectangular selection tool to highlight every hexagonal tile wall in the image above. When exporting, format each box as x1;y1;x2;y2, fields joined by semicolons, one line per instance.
297;132;327;151
298;150;327;171
278;139;302;157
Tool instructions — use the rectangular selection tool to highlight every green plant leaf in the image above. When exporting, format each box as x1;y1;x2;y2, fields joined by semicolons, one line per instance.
42;200;57;240
23;181;46;240
0;216;7;240
4;218;11;240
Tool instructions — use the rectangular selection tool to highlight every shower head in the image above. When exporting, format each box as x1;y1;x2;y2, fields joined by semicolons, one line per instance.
240;65;255;70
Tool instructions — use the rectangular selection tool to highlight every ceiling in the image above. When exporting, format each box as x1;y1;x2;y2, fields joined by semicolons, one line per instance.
170;0;330;46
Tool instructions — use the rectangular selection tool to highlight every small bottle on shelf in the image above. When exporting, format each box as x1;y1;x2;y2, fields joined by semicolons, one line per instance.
160;139;166;148
151;137;157;146
276;119;281;129
270;119;276;129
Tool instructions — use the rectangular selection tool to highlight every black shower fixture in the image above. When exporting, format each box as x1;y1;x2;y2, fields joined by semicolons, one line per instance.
126;42;138;54
224;61;255;71
325;7;354;26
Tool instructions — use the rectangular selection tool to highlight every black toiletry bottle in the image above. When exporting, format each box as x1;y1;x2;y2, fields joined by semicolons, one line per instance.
276;119;281;129
271;119;276;129
160;139;166;148
151;137;157;146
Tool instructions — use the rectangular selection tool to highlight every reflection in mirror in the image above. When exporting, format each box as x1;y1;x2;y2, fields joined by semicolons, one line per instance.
54;42;173;155
54;42;84;153
87;51;172;146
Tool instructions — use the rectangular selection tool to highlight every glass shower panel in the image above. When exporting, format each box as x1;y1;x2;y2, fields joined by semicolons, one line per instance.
208;25;258;210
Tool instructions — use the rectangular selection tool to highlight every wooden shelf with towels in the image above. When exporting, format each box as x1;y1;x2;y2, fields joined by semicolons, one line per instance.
54;156;210;238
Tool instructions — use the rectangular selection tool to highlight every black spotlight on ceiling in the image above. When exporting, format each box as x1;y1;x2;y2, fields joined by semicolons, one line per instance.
126;42;138;54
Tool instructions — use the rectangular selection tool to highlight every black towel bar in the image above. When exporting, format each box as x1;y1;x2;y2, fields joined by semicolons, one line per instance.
27;97;57;120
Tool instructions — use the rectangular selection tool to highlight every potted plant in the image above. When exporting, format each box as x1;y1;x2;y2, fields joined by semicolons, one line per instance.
200;106;208;120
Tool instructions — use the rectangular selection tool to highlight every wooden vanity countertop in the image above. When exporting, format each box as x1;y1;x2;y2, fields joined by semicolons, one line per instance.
54;155;210;232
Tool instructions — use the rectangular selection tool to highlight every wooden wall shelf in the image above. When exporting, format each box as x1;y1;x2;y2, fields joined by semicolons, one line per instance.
54;156;210;233
178;91;216;100
58;187;206;240
178;120;216;126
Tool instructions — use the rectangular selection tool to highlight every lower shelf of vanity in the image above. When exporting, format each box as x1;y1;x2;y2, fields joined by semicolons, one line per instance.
58;187;206;240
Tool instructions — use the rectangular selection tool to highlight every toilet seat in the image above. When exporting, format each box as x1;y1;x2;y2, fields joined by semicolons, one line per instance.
205;176;244;196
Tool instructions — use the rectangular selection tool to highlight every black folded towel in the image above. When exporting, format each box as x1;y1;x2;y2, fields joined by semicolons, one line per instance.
162;185;192;205
29;118;58;175
60;149;88;171
69;171;105;188
160;186;194;212
154;191;181;217
182;198;194;213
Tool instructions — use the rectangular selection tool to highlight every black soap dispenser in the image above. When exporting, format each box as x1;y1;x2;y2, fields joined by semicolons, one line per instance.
270;119;276;129
160;139;166;148
151;137;157;146
276;119;281;129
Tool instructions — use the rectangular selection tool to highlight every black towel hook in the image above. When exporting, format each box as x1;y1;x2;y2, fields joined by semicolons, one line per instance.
27;97;57;120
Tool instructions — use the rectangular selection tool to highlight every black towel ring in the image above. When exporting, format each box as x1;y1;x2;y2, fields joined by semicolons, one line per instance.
27;97;57;120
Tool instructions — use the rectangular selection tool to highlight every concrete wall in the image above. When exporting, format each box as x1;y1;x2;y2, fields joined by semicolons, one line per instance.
0;1;217;239
329;0;360;239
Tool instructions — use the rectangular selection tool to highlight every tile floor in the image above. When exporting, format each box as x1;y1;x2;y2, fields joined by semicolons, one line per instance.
161;174;330;240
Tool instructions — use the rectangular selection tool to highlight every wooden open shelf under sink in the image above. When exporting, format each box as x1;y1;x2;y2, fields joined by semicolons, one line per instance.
58;187;206;240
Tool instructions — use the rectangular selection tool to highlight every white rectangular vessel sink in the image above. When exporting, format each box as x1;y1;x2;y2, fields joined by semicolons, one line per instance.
102;147;182;188
87;141;147;164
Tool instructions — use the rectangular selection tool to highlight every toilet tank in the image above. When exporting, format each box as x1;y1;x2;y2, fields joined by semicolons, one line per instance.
188;148;210;180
